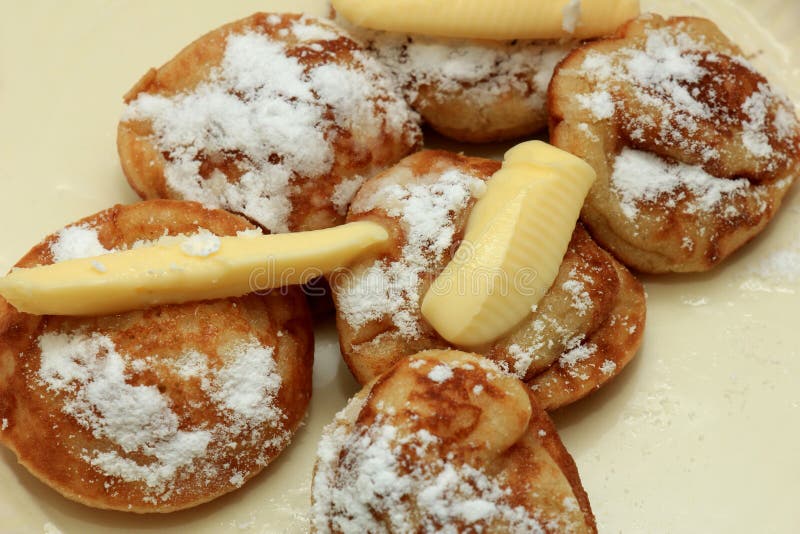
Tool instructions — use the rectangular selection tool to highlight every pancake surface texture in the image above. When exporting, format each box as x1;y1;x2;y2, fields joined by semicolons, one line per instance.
549;14;800;273
0;200;314;512
311;349;596;533
329;151;645;409
336;14;572;143
118;13;422;233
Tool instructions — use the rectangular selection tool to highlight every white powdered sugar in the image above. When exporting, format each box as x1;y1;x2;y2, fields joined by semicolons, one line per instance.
49;222;231;263
558;337;597;380
312;418;545;533
600;360;617;375
611;148;750;219
123;17;417;233
503;267;597;378
50;224;110;262
36;330;285;495
340;16;570;112
180;229;221;257
574;21;798;168
337;169;485;339
750;235;800;285
38;333;212;489
561;277;592;317
205;338;282;428
331;175;367;216
426;364;454;384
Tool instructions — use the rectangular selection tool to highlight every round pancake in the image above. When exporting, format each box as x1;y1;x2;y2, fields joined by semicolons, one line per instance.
118;13;422;234
329;150;645;410
336;13;572;143
549;15;800;273
0;200;314;513
311;349;596;533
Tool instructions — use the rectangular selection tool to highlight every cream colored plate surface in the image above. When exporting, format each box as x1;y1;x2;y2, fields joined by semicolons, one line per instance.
0;1;798;532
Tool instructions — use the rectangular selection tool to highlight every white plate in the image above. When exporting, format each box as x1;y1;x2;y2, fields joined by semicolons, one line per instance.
0;1;798;532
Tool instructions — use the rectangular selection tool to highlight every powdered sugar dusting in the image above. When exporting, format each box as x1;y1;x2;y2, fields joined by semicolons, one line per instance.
48;223;226;263
204;338;282;428
36;331;287;497
426;364;453;383
611;148;750;219
558;337;597;380
123;17;418;232
573;20;798;170
749;235;800;286
331;175;367;216
312;416;545;533
338;16;571;114
337;169;485;339
38;333;212;489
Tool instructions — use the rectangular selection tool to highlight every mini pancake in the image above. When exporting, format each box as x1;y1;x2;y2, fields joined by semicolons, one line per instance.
549;15;800;273
311;349;596;533
334;12;572;143
0;200;314;512
118;13;422;234
329;150;645;410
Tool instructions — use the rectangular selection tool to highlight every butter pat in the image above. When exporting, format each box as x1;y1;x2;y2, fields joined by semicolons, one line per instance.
421;141;596;347
0;221;388;316
332;0;639;40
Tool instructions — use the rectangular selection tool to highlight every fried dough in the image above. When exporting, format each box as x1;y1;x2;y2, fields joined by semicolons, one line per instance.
549;15;800;273
311;349;596;533
329;151;645;410
337;13;572;143
118;13;421;233
0;200;314;512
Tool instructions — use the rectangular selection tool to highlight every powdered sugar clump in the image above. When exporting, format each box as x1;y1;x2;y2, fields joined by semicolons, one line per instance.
426;364;454;383
180;229;221;257
123;17;418;233
337;169;485;339
50;225;110;263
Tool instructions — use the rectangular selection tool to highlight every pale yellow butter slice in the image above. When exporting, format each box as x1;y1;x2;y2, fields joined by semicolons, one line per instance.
420;141;596;348
332;0;639;40
0;221;388;316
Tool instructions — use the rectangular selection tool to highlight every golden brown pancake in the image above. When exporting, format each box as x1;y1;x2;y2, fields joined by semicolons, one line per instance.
311;349;596;533
336;12;573;143
329;151;645;410
549;15;800;273
118;13;422;234
0;200;314;513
